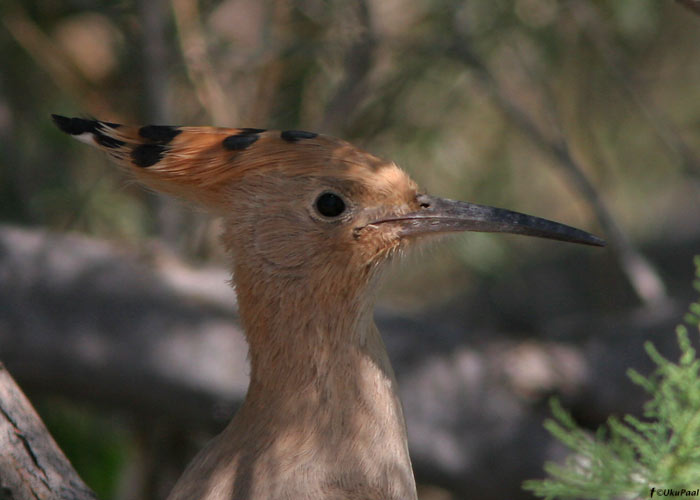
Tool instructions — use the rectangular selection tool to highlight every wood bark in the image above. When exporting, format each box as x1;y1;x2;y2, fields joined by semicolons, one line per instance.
0;362;96;500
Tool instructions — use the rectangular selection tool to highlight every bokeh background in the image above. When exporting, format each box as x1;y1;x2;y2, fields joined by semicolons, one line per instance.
1;0;699;499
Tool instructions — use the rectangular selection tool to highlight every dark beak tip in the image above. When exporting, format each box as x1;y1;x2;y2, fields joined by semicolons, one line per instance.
400;195;608;249
548;230;606;247
571;229;606;247
589;236;607;248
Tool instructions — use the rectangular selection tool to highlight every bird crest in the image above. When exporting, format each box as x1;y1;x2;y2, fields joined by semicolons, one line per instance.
52;115;397;209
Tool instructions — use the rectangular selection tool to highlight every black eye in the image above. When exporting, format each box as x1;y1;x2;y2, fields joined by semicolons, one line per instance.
315;192;346;218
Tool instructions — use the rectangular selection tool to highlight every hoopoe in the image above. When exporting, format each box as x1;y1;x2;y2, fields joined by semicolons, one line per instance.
53;114;604;500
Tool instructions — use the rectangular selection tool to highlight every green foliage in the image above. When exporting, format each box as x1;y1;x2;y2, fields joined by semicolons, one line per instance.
524;257;700;500
38;399;133;500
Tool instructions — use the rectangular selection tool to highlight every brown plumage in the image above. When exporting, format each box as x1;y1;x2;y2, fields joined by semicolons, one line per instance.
53;114;604;500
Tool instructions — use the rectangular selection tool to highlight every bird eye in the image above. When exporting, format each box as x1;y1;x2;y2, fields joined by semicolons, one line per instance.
315;192;346;218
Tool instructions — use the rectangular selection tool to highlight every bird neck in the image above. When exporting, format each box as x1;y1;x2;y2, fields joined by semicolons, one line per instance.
225;261;418;499
233;259;394;404
238;271;378;386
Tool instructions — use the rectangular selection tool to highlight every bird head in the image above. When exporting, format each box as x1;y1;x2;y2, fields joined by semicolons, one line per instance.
53;115;604;287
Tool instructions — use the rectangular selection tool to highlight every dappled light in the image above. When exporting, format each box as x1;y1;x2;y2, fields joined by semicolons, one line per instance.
0;1;698;499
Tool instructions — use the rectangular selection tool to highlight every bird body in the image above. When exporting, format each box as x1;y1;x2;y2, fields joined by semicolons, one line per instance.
53;114;603;500
170;323;414;500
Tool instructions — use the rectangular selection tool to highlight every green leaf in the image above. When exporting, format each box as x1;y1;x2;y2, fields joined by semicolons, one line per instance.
524;256;700;499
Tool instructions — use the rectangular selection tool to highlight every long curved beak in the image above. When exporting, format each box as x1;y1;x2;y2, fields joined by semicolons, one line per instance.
373;194;605;246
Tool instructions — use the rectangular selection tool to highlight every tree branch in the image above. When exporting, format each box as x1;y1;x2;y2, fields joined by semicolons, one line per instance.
319;0;375;134
568;0;700;176
171;0;234;126
446;40;668;307
0;362;97;500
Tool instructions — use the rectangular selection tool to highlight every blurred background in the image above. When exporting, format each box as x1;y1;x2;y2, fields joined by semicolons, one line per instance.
0;0;699;498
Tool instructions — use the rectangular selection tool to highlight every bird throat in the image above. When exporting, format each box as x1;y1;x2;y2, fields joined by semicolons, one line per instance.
219;261;419;499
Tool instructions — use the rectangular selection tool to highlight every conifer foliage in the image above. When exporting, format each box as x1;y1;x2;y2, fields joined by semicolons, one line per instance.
525;257;700;500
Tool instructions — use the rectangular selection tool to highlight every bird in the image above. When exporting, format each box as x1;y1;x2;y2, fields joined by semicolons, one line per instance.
52;114;604;500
